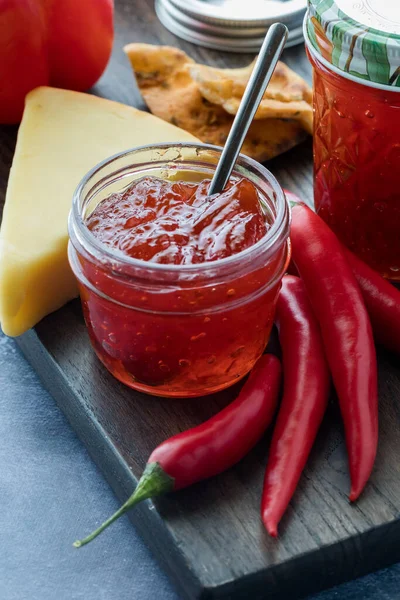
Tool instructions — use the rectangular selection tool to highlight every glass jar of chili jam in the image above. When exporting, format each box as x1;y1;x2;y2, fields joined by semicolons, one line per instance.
68;144;290;398
305;0;400;279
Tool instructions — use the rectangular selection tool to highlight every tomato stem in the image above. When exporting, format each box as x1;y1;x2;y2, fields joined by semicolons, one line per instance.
73;462;174;547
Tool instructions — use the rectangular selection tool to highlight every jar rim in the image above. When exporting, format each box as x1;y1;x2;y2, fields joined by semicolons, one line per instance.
69;142;290;276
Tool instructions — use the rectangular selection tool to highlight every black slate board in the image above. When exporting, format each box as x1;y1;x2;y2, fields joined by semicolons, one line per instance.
1;1;400;599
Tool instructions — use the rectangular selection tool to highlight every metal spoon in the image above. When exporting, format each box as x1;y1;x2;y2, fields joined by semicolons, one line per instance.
208;23;288;196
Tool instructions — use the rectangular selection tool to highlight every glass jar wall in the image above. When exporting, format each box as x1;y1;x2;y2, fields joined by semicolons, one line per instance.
305;0;400;279
68;144;290;397
310;49;400;278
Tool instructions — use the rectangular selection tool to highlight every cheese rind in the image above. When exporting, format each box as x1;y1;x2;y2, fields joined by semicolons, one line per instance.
0;87;198;337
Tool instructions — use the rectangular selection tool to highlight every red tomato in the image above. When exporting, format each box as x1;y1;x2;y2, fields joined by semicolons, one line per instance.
0;0;114;124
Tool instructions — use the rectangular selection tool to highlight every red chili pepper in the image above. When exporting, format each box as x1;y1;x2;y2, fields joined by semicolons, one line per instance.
262;276;330;537
284;188;400;354
74;354;281;547
344;249;400;355
290;203;378;502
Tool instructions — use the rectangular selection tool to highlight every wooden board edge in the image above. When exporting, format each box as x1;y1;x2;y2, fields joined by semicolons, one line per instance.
16;329;400;600
207;518;400;599
15;329;203;600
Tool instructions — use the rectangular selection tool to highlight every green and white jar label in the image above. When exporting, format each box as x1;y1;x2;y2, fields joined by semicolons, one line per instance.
306;0;400;88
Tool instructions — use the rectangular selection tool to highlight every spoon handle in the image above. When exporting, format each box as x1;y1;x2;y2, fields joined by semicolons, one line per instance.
208;23;288;196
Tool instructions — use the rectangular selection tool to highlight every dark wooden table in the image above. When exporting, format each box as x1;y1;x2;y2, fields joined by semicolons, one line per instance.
2;1;400;599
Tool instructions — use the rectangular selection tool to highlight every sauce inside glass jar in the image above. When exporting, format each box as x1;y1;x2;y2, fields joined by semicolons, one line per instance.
86;176;267;264
305;0;400;279
311;53;400;279
68;144;290;398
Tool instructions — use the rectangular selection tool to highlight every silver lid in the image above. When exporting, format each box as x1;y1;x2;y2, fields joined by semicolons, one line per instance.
156;0;305;52
169;0;306;27
159;0;269;38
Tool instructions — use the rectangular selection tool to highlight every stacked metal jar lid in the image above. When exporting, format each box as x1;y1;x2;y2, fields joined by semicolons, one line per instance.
155;0;307;52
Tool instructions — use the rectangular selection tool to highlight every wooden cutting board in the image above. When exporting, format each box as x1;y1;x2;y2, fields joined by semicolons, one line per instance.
1;1;400;598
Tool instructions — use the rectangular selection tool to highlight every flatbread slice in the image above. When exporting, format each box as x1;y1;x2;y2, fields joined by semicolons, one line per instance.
188;60;313;134
124;44;309;162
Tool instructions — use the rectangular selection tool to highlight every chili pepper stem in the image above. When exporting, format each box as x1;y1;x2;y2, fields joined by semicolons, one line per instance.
73;462;174;547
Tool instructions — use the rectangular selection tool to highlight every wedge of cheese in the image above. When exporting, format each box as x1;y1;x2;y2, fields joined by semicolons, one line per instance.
0;86;199;337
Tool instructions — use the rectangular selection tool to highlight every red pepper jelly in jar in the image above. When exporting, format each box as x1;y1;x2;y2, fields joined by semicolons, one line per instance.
305;0;400;279
68;144;290;397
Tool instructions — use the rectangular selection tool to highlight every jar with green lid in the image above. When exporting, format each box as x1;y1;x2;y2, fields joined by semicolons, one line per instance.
304;0;400;279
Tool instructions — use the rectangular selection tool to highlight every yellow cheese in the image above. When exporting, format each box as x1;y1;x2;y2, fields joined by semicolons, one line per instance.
0;86;199;337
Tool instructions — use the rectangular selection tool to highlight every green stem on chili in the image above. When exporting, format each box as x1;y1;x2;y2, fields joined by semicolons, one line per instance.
74;463;174;547
74;354;281;547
